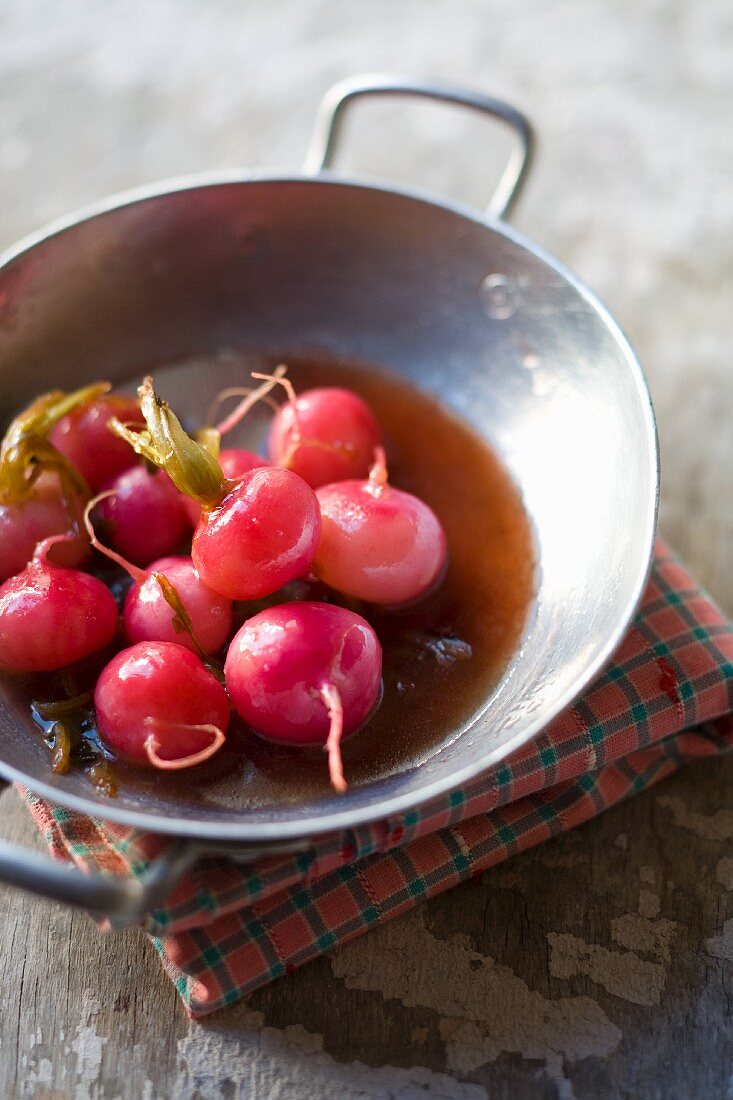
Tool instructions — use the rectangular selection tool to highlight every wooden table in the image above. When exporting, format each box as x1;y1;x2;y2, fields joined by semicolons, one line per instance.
1;3;731;1096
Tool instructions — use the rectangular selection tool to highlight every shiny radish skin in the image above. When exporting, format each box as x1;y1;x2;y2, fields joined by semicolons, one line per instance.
123;555;233;654
0;471;88;583
0;548;118;673
95;641;230;767
181;449;269;527
192;466;321;601
103;378;318;596
314;479;447;606
95;466;191;567
269;387;382;489
0;382;108;583
50;395;144;492
224;602;382;791
219;448;270;481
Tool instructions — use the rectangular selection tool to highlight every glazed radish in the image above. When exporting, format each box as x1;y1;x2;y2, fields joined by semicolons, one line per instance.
181;449;270;527
50;393;144;491
94;641;229;769
111;378;321;600
193;466;321;600
124;556;233;655
313;448;447;606
219;448;270;480
84;495;232;655
224;602;382;792
0;536;118;673
0;384;107;581
93;466;191;567
265;375;382;489
0;471;87;581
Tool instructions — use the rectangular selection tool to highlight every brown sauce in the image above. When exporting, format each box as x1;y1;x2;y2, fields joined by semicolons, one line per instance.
15;357;536;805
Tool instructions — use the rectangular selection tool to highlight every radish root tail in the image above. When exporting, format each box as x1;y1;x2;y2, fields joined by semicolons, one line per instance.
214;365;287;436
321;682;348;793
83;492;147;583
143;721;226;770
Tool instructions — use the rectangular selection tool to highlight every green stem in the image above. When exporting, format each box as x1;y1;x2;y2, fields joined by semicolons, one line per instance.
0;383;107;504
109;378;227;509
152;572;212;665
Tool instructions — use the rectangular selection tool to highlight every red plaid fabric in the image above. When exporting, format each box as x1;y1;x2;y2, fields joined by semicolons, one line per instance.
23;541;733;1015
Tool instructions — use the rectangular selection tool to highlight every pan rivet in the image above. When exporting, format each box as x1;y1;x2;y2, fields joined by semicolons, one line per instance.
480;273;518;320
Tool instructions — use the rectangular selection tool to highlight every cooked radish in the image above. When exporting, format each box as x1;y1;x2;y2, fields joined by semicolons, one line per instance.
265;374;382;489
313;447;447;605
95;641;229;769
111;378;321;600
0;384;107;581
50;393;144;491
84;493;232;656
0;536;118;673
224;602;382;792
93;466;191;567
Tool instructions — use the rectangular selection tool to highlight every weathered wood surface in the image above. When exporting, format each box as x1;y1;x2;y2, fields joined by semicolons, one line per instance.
3;760;733;1099
1;2;732;1097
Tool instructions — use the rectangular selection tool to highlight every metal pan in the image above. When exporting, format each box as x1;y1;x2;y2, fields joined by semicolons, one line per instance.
0;75;659;924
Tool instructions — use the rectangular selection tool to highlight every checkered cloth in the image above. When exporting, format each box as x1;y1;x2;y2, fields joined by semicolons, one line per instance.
23;541;733;1016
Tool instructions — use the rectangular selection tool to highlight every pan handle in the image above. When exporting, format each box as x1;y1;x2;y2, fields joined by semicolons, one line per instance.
0;778;315;927
304;73;534;221
0;775;198;924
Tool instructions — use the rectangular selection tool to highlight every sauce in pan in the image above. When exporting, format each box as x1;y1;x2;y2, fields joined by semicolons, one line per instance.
12;357;536;804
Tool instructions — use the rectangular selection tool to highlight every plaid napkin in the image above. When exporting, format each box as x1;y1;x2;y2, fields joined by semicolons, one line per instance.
23;541;733;1016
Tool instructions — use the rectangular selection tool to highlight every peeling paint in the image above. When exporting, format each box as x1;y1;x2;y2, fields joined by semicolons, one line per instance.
58;994;107;1100
19;1054;54;1099
638;888;661;919
706;919;733;962
611;913;679;962
657;796;733;841
331;911;621;1097
177;1016;486;1100
18;1001;486;1100
71;1025;107;1100
548;933;666;1006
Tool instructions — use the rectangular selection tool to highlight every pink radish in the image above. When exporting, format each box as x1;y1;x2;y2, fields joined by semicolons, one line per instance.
266;375;382;489
0;471;88;582
95;641;229;769
0;536;118;673
192;465;321;601
50;393;144;491
84;496;232;655
0;383;108;582
224;602;382;792
313;447;447;606
93;466;191;567
181;448;269;527
219;448;269;481
124;556;232;655
83;495;231;655
111;378;321;601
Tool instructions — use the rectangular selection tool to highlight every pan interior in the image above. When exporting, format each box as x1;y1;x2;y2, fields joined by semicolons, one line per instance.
0;178;657;838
